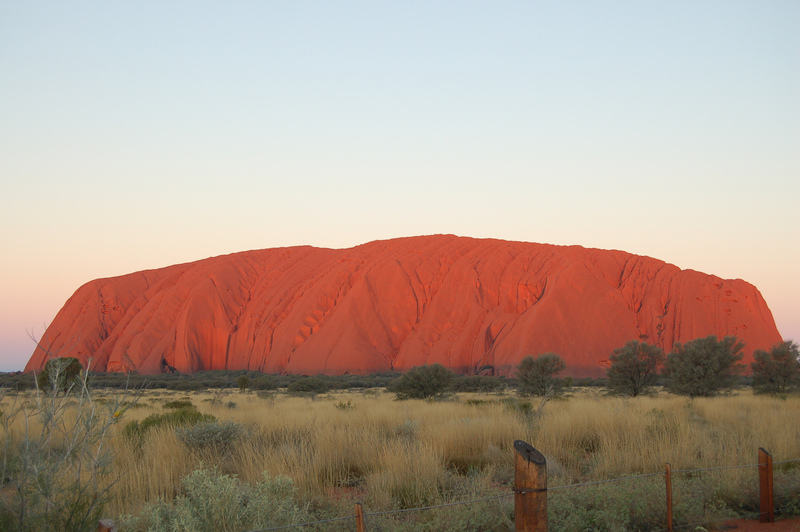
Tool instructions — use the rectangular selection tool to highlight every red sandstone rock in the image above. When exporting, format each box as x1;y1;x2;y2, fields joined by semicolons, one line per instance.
24;235;783;378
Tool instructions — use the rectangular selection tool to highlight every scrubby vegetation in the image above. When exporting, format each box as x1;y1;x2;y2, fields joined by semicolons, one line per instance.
4;334;800;531
388;363;455;399
5;380;798;531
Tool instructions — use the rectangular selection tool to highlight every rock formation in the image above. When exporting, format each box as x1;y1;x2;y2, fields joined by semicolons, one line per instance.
25;235;782;377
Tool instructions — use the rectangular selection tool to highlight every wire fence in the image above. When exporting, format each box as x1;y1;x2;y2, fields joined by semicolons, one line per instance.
242;455;800;532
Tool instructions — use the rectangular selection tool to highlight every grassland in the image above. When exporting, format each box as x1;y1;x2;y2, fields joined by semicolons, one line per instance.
3;385;800;531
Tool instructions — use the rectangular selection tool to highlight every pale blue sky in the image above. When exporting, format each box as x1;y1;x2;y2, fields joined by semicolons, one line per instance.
1;1;798;371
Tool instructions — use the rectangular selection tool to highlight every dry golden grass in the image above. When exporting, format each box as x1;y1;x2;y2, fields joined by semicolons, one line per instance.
7;387;797;521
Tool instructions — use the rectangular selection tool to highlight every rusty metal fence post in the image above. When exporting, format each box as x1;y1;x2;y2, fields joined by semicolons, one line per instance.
514;440;547;532
97;519;117;532
665;463;673;532
758;448;774;523
355;502;366;531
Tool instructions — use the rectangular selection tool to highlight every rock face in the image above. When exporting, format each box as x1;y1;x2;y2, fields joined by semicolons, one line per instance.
25;235;783;377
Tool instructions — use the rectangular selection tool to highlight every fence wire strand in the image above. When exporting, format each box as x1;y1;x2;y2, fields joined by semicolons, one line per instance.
364;492;511;519
549;471;663;491
245;514;356;532
673;462;759;473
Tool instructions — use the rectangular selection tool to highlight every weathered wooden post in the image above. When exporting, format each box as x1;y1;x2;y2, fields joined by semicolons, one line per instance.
514;440;547;532
758;448;774;523
355;502;366;532
665;463;673;532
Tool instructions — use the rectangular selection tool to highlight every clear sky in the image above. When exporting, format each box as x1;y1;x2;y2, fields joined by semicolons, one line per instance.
1;1;798;372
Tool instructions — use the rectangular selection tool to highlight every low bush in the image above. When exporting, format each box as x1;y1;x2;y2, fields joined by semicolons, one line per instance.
123;406;215;443
36;357;83;392
389;364;454;400
163;399;194;410
118;467;309;532
176;420;246;455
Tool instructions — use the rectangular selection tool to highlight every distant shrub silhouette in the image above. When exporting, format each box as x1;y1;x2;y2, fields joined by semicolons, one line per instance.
36;357;83;393
389;364;454;400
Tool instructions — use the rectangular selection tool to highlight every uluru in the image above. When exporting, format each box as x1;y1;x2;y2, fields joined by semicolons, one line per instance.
25;235;782;378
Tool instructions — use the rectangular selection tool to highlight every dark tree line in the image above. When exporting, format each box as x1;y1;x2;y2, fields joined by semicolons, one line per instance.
8;337;798;399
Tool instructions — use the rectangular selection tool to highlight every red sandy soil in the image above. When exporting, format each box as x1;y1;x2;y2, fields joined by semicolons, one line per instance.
722;518;800;531
25;235;782;376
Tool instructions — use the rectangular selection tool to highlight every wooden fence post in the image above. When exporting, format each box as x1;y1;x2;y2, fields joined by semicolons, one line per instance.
758;448;774;523
355;502;366;532
665;463;673;532
514;440;547;532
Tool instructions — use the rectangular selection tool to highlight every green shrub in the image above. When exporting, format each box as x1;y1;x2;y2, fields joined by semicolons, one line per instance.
36;357;83;392
176;421;246;455
606;340;665;397
124;406;215;443
465;398;490;406
389;364;454;400
236;375;251;392
665;335;745;397
751;340;800;395
118;466;309;532
163;398;194;410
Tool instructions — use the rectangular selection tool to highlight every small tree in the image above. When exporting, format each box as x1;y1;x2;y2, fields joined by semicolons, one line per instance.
606;341;665;397
389;364;454;400
36;357;83;393
751;340;800;395
664;335;745;397
516;353;566;396
236;375;251;393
